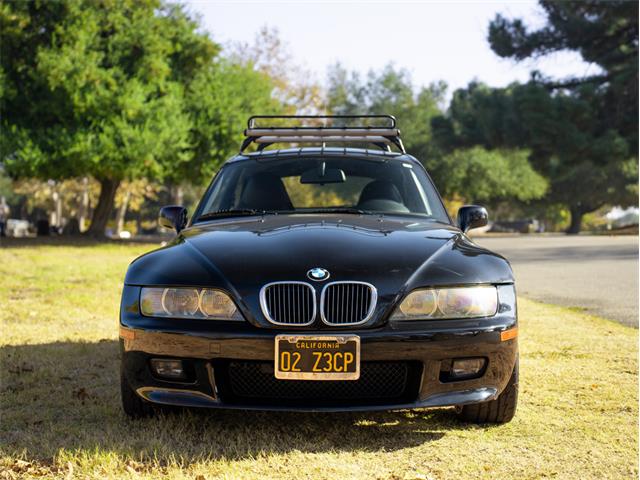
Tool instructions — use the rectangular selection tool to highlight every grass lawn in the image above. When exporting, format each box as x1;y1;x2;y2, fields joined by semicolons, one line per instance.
0;241;637;479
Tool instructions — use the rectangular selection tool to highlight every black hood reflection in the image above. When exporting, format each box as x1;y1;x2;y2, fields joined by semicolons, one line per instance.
127;214;513;287
126;214;513;326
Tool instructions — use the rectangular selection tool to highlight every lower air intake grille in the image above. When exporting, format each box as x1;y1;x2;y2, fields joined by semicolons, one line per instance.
260;282;315;325
321;282;376;325
218;361;421;407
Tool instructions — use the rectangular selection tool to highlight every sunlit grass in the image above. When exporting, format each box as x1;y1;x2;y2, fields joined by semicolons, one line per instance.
0;242;637;479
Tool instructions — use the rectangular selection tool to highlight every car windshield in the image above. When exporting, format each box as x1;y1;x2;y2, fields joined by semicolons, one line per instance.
194;156;449;223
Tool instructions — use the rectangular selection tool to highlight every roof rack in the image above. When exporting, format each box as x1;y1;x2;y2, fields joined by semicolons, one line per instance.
240;115;406;154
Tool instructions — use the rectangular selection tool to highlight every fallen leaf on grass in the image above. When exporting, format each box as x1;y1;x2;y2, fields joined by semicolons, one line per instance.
1;459;59;478
126;460;144;473
65;461;74;480
12;460;31;472
72;387;92;404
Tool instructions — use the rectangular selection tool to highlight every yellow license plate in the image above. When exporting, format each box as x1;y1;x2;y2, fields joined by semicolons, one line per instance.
274;335;360;380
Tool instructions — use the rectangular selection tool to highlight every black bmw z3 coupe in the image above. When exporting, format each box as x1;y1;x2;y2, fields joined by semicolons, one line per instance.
119;115;518;423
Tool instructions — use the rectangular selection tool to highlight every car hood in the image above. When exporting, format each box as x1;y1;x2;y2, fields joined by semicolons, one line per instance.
126;214;513;325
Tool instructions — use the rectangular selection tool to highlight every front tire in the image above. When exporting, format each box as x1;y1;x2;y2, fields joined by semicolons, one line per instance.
120;370;154;418
456;358;518;424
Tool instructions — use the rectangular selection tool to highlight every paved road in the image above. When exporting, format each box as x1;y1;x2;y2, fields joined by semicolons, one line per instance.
474;235;639;327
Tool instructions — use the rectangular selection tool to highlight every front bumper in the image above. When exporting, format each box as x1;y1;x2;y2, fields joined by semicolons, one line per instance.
120;320;518;412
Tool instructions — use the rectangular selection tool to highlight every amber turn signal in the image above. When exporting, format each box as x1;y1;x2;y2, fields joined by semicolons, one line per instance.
119;327;135;340
500;327;518;342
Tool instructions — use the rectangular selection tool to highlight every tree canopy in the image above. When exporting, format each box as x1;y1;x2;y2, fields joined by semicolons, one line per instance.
326;64;444;147
489;0;638;153
434;80;637;232
326;64;546;209
431;1;638;233
0;0;278;235
433;147;547;205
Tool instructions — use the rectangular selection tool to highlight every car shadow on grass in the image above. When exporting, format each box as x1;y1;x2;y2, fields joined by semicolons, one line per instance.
1;339;476;464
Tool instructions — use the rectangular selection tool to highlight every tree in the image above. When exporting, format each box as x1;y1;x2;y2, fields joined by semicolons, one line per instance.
326;65;546;210
434;80;638;232
229;26;324;115
1;1;278;236
326;63;446;162
489;0;637;146
113;179;161;236
1;1;214;235
181;59;280;180
484;0;638;232
434;147;547;205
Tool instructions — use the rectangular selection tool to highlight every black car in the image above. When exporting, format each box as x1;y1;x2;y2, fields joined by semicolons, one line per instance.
119;115;518;423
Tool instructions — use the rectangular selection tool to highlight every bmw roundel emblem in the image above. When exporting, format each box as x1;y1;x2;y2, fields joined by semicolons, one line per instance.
307;267;330;281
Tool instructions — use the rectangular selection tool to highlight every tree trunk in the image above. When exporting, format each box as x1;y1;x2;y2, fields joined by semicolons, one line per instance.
566;205;584;235
115;188;131;236
86;178;120;237
50;188;62;233
171;185;184;206
78;177;90;233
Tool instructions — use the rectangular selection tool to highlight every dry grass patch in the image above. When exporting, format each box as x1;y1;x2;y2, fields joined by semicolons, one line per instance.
0;242;637;479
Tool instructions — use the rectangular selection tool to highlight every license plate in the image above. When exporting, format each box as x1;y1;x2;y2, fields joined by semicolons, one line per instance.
274;335;360;380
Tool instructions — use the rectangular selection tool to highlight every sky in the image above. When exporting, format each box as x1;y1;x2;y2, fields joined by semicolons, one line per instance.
184;0;598;96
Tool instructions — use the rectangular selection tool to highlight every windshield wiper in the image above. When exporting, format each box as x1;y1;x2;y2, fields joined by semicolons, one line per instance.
302;207;371;215
197;207;373;221
196;209;268;221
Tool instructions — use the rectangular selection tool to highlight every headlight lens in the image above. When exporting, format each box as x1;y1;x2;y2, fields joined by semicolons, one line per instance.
399;288;438;317
140;287;242;320
391;286;498;320
200;289;238;317
162;288;199;316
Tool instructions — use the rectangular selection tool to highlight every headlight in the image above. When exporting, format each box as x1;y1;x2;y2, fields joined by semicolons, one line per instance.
391;286;498;320
140;287;243;320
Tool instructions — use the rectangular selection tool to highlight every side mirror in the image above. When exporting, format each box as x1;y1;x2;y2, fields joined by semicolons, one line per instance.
159;205;188;233
457;205;488;233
